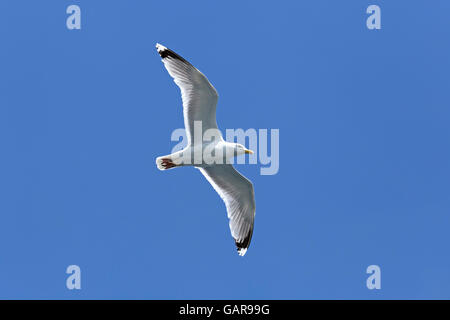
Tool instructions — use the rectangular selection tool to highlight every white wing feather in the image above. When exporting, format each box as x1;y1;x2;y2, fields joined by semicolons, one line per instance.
156;43;219;145
199;165;255;256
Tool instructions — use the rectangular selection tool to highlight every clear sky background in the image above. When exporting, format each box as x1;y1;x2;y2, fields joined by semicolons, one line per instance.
1;0;450;299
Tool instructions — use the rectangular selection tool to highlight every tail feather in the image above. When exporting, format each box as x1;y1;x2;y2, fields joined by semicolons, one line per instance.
156;156;179;170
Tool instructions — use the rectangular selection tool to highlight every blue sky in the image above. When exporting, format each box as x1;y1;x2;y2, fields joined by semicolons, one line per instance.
1;0;450;299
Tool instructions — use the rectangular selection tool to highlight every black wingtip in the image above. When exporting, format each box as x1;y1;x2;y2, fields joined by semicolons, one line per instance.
155;43;189;63
235;228;253;256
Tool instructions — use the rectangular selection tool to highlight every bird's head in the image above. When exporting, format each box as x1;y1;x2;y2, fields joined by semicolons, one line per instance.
235;143;254;156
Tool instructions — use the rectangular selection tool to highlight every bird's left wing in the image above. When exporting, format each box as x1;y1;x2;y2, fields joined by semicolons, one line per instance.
156;43;219;145
199;165;255;256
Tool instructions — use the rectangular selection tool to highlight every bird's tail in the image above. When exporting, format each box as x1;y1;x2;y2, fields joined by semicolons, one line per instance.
156;155;180;170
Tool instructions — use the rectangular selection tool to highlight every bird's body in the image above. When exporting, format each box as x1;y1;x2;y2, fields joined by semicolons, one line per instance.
155;43;255;256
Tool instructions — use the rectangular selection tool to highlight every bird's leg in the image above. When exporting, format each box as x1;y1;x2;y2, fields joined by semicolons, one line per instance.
156;155;181;170
160;158;176;169
156;149;188;170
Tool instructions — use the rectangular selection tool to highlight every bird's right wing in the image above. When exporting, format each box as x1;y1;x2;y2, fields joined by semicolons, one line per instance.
199;165;255;256
156;43;219;145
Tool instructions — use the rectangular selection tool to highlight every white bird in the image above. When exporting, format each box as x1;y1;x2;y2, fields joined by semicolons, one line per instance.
155;43;255;256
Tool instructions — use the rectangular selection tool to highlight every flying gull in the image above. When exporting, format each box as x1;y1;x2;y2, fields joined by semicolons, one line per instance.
155;43;256;256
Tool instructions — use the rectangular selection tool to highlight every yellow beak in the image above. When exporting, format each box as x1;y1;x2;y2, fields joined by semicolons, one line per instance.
244;149;254;155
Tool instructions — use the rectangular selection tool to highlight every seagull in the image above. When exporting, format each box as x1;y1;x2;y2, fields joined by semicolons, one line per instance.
155;43;256;256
